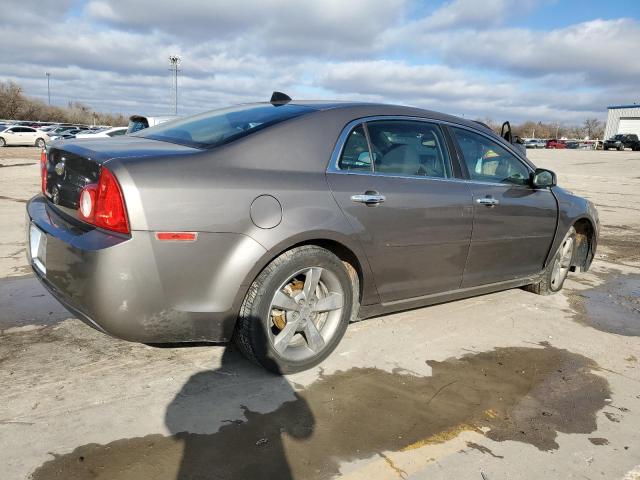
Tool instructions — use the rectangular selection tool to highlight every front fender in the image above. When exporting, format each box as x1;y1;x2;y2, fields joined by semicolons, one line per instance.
548;187;599;271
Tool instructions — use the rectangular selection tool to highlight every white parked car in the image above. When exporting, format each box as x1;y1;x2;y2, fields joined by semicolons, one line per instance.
0;126;50;147
75;127;128;139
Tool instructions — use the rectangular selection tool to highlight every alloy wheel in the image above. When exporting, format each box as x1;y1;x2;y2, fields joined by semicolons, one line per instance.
268;266;344;361
550;237;574;289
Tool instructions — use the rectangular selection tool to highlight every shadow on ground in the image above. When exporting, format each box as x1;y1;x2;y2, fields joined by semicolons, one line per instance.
31;343;610;480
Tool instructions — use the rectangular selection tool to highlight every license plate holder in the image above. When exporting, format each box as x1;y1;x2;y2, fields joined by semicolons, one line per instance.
29;223;47;274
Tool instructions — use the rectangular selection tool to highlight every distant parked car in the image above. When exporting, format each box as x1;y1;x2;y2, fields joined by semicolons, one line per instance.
126;115;178;134
75;127;127;138
38;125;58;133
603;134;640;151
546;139;566;149
0;126;50;147
525;139;545;149
565;141;580;149
49;129;84;141
47;126;78;137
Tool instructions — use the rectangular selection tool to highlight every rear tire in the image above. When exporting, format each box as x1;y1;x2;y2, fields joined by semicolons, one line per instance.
234;245;358;374
524;227;576;295
35;138;45;148
0;137;5;147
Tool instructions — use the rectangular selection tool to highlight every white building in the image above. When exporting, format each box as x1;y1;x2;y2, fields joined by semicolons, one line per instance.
604;104;640;139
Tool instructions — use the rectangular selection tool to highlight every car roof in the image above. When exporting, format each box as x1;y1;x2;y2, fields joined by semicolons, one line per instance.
242;100;494;134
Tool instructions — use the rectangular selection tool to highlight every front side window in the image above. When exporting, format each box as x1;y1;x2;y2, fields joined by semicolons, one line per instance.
366;120;451;178
452;127;531;186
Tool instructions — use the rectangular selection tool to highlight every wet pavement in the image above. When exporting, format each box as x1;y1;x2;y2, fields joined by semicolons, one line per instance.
570;272;640;336
30;344;610;480
0;275;70;331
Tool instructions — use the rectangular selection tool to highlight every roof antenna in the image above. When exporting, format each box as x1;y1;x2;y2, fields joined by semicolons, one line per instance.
270;91;291;106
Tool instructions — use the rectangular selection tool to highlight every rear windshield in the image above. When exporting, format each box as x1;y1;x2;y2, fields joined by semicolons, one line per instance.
133;104;313;148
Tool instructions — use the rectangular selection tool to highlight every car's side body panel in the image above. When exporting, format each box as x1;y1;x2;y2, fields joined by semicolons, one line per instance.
327;172;473;301
460;183;558;287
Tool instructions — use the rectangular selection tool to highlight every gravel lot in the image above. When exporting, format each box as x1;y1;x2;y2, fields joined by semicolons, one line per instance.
1;146;639;479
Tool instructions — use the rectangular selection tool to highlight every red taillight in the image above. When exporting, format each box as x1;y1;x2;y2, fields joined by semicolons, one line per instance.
40;149;47;194
78;167;130;234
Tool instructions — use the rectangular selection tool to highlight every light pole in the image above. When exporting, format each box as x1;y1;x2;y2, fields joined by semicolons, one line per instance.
45;72;51;105
168;56;181;115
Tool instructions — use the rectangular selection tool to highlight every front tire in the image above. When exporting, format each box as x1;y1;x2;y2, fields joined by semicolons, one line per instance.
234;245;358;374
0;137;5;147
524;227;576;295
35;138;46;148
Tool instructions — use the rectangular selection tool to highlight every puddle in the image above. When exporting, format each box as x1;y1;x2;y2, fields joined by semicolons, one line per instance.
598;235;640;264
31;344;610;480
0;275;70;331
570;273;640;336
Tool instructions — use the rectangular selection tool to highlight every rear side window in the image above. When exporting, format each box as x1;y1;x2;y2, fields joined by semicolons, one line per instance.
367;120;451;178
134;104;313;148
338;125;372;171
452;127;530;186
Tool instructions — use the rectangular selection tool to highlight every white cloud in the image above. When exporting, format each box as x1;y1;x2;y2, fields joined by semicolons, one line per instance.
0;0;636;124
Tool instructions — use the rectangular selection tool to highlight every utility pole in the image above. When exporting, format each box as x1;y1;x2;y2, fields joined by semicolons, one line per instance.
45;72;51;105
168;56;181;115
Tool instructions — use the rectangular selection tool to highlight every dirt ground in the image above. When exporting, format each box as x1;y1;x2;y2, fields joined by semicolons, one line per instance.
1;146;639;480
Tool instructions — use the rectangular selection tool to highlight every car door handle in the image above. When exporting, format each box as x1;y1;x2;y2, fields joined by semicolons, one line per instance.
351;192;386;205
476;197;499;206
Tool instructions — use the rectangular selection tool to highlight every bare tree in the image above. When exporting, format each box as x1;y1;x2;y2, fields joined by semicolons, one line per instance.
583;118;603;139
0;80;127;126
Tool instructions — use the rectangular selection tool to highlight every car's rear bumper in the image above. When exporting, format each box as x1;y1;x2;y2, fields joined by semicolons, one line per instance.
26;195;266;343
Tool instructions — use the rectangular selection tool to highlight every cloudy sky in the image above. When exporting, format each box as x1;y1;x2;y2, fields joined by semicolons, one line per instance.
1;0;639;123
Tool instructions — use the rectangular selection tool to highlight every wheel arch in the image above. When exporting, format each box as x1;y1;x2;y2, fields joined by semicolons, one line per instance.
231;232;379;327
571;217;596;272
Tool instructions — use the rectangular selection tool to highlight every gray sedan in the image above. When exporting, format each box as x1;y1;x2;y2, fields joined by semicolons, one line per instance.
27;95;599;373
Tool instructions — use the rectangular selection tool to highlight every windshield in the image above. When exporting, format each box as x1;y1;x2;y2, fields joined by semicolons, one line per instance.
133;104;314;148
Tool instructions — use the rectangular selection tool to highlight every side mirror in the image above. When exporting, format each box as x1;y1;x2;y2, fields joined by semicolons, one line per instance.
531;168;556;188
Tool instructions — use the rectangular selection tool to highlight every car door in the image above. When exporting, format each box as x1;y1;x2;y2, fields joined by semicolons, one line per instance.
22;127;37;145
448;126;558;287
327;119;473;303
14;127;34;145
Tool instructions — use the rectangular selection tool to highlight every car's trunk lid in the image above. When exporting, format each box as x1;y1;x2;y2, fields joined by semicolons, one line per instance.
44;136;199;221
